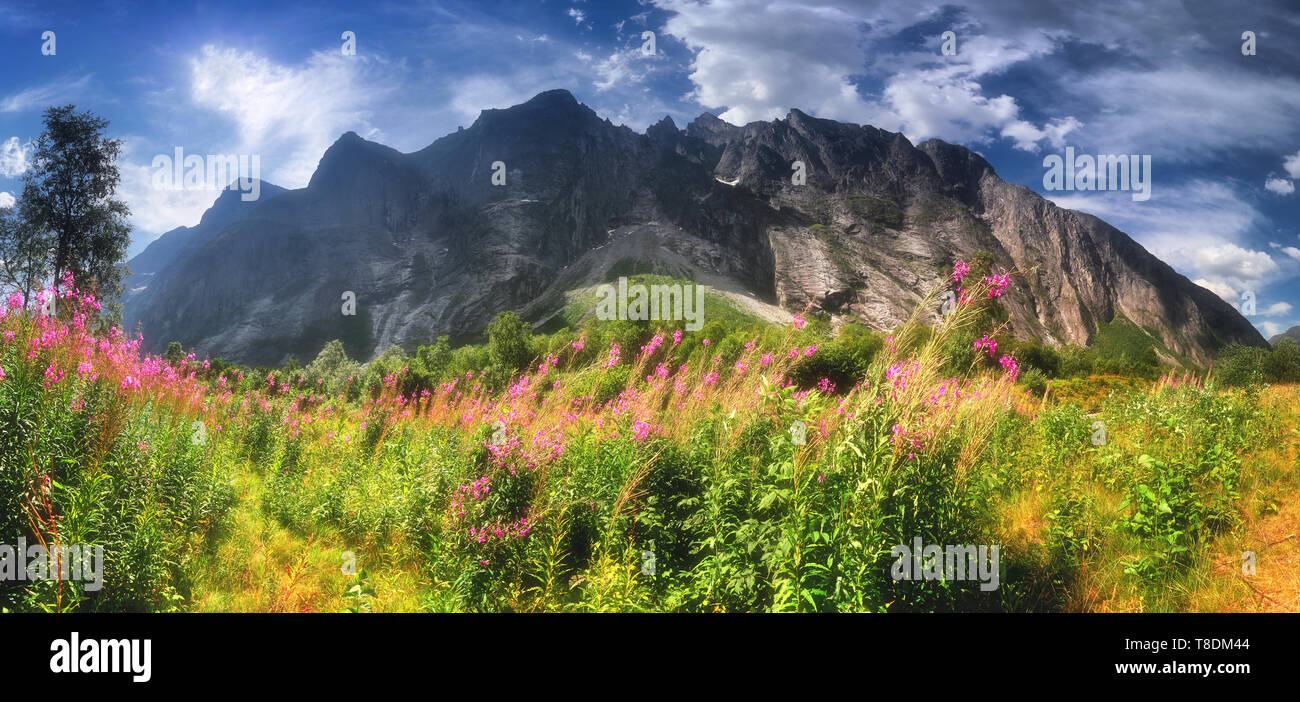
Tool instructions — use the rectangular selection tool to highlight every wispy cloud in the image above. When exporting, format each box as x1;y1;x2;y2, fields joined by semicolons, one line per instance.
0;74;92;113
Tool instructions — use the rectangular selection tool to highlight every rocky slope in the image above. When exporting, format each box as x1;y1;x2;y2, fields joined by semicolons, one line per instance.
123;89;1266;366
1271;326;1300;347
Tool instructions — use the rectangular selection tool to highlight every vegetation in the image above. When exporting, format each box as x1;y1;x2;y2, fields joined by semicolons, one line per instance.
3;263;1294;613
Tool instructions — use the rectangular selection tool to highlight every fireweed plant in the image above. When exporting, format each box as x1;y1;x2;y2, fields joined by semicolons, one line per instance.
0;264;1279;612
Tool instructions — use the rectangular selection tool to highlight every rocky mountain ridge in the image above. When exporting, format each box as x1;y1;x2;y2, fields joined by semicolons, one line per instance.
123;89;1267;366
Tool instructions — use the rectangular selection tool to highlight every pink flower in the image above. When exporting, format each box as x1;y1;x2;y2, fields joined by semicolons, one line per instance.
672;330;682;345
985;273;1010;298
974;335;997;356
792;314;806;330
572;335;585;351
602;343;621;368
998;355;1020;380
952;261;970;283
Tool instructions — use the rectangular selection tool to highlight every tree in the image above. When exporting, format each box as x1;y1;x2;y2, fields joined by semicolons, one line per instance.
0;196;52;309
415;336;452;382
164;341;185;367
20;105;131;325
487;311;532;372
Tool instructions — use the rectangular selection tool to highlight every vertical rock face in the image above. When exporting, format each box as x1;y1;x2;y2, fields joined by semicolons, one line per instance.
125;89;1265;367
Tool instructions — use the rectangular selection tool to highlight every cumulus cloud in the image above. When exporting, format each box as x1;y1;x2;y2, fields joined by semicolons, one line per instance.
0;137;30;178
1263;301;1294;316
1284;150;1300;179
1265;177;1294;195
0;191;14;209
1185;244;1279;283
658;0;879;125
1001;117;1082;152
655;0;1087;152
1281;246;1300;262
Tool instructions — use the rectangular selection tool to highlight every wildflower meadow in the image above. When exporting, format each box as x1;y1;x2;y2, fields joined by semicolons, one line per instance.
1;263;1296;613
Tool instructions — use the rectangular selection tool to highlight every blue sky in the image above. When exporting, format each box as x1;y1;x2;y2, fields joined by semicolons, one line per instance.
2;0;1298;337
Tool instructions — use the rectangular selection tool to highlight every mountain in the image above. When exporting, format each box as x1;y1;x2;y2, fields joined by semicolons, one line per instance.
124;181;286;324
1271;326;1300;346
124;89;1267;366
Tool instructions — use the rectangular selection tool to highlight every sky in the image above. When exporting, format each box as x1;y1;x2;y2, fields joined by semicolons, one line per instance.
1;0;1298;339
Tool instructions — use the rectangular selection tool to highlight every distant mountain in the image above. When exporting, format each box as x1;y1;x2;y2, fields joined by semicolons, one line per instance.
1271;326;1300;346
124;88;1267;366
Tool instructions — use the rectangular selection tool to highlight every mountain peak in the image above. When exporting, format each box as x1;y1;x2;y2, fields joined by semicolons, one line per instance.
524;88;579;107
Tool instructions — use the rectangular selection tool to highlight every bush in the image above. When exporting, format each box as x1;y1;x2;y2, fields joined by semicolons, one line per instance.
1215;344;1264;389
1263;338;1300;384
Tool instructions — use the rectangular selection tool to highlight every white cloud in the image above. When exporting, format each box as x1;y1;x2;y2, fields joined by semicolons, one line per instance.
0;191;14;209
592;46;657;92
659;0;878;125
568;8;586;25
447;75;545;125
1071;67;1300;161
656;0;1083;152
1284;150;1300;179
1259;320;1283;338
0;136;30;178
1265;177;1294;195
1001;116;1082;152
1185;243;1278;283
1046;180;1288;299
1281;246;1300;262
1193;278;1238;303
188;45;400;188
1263;301;1293;316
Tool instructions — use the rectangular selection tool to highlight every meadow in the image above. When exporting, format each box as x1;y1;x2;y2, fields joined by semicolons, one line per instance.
2;266;1296;613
